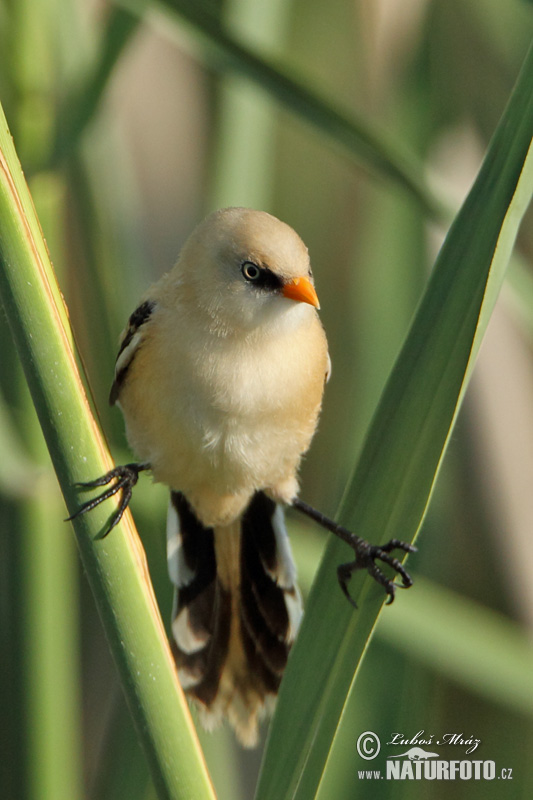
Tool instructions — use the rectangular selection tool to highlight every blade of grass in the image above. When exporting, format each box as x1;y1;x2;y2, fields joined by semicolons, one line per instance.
0;103;215;800
256;43;533;800
293;526;533;718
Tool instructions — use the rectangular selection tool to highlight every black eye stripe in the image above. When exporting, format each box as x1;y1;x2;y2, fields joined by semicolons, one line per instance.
241;262;283;292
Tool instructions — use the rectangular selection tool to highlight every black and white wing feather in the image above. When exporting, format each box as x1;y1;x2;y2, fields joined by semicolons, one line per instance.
109;300;156;405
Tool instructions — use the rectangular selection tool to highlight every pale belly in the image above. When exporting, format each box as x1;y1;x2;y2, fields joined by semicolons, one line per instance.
120;315;327;525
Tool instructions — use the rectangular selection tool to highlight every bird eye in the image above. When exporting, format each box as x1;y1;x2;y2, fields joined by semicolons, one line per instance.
241;261;261;281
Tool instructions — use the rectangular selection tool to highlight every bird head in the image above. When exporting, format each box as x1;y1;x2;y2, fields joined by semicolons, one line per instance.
175;208;320;336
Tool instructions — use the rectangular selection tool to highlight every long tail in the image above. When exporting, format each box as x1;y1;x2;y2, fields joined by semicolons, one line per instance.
166;490;302;746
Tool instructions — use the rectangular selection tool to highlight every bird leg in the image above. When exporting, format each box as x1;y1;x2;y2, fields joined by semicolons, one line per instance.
66;462;151;535
291;498;416;607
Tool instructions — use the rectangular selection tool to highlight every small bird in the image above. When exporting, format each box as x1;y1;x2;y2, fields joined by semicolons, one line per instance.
70;208;414;746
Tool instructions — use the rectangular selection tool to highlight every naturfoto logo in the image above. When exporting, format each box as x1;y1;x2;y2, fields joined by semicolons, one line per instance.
356;731;514;783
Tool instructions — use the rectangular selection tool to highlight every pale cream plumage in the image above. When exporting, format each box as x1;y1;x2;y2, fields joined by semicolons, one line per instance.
114;208;329;744
118;208;329;526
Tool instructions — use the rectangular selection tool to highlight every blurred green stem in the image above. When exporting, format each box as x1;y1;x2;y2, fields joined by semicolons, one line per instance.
0;100;214;800
22;474;83;800
51;7;141;166
209;0;290;211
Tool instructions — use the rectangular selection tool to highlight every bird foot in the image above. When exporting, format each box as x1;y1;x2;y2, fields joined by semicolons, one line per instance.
337;536;416;608
66;462;150;535
291;498;416;607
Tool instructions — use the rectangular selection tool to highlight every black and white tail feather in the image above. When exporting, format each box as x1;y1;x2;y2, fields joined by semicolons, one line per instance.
108;299;303;744
167;490;302;746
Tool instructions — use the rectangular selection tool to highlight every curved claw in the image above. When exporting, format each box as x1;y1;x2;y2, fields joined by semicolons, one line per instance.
66;462;150;536
337;563;359;608
378;539;417;555
336;538;415;607
368;547;413;588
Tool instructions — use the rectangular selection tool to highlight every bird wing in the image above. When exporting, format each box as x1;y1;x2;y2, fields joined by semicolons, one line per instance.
109;299;156;405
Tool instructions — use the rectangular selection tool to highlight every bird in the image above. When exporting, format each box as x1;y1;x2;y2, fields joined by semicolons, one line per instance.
69;207;415;746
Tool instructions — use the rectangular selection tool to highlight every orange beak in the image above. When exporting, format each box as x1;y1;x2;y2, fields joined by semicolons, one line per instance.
282;276;320;309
